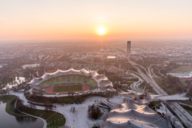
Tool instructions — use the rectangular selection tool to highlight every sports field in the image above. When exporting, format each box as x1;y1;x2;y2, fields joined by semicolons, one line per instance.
40;74;97;94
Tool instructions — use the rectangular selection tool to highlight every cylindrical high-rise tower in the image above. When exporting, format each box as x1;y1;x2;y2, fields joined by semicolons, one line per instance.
127;41;131;57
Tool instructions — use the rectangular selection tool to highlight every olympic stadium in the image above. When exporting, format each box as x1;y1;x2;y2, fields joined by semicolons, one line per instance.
28;68;114;98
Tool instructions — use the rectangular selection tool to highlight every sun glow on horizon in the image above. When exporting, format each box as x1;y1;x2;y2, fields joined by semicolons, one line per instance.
0;0;192;41
96;25;108;36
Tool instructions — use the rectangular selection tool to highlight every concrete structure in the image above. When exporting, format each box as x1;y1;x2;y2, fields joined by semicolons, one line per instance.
102;99;170;128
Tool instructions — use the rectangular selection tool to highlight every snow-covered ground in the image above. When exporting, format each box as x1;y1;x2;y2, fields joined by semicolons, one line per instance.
57;96;126;128
2;77;26;90
9;91;125;128
55;97;104;128
22;64;40;69
168;72;192;78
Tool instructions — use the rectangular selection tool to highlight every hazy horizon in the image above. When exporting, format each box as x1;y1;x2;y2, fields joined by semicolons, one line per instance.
0;0;192;42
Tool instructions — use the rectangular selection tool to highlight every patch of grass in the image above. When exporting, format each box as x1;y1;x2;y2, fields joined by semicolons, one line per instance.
26;91;115;104
40;74;97;89
0;95;24;117
54;84;82;92
0;95;66;128
171;66;192;73
27;94;95;104
17;103;66;128
0;95;17;102
155;75;185;94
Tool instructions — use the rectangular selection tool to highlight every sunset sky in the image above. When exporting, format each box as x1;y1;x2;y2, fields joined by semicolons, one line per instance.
0;0;192;42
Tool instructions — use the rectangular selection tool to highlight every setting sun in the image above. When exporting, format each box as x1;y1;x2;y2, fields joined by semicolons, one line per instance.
96;25;108;36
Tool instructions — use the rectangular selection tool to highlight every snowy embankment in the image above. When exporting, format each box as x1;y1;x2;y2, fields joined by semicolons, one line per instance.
10;91;124;128
2;77;26;90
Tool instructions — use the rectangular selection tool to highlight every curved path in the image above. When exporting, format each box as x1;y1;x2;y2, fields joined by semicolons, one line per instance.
9;91;124;128
129;73;144;93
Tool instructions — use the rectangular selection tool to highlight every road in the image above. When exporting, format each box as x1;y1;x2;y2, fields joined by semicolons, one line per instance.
129;60;192;128
129;73;144;93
